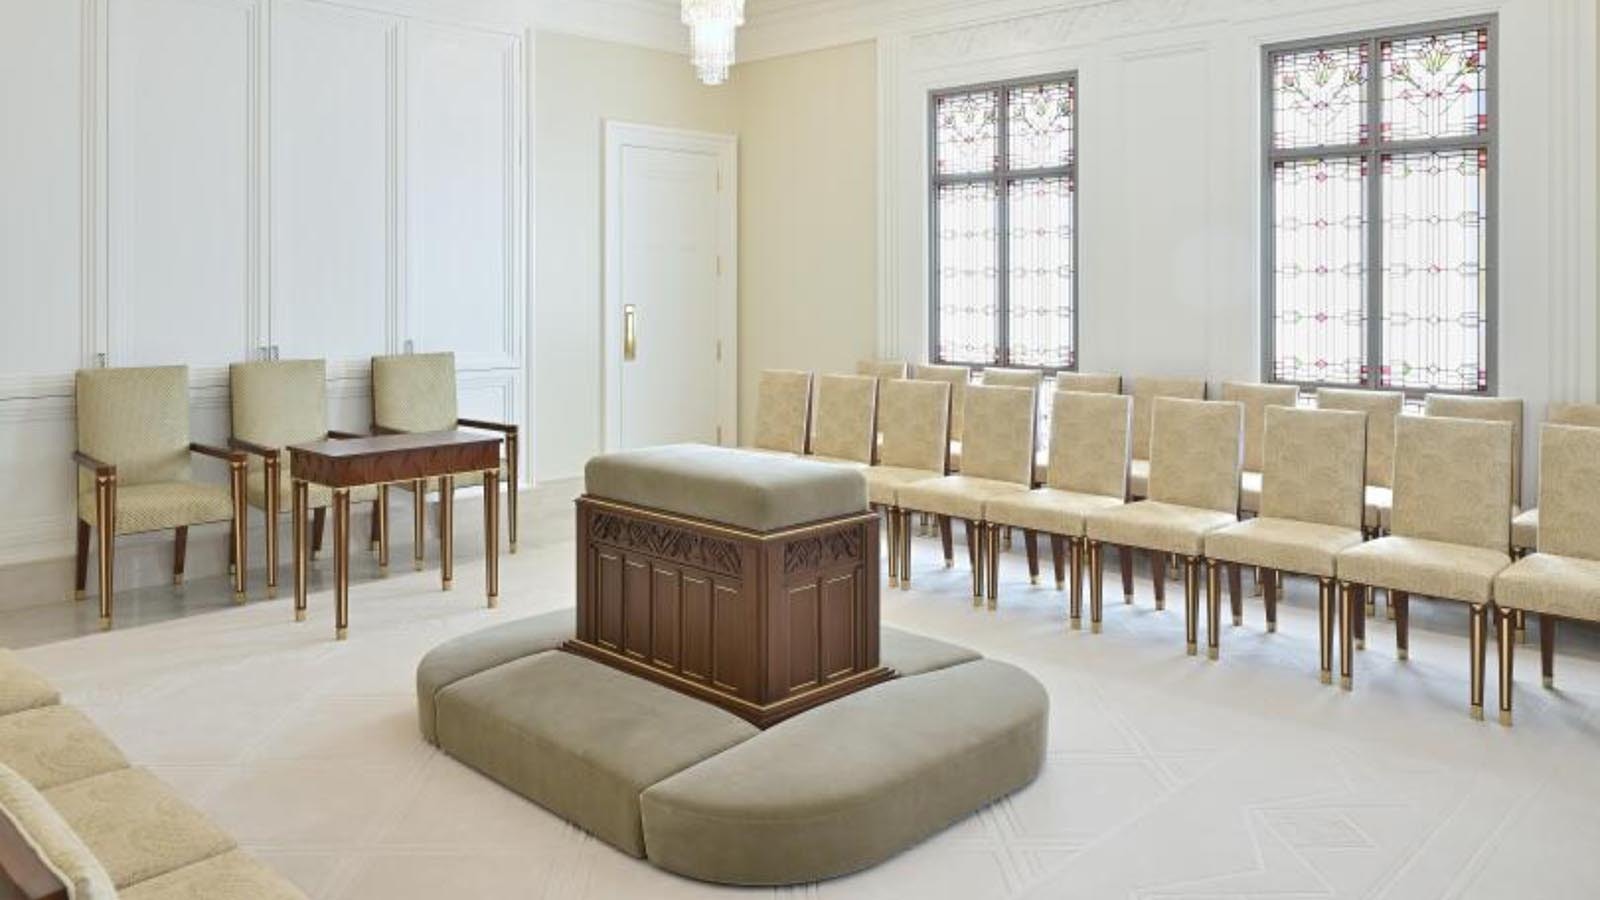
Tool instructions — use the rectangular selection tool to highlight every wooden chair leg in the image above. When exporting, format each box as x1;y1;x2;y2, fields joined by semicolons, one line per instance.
1259;567;1275;631
1469;603;1488;720
964;519;981;604
412;480;426;570
1204;559;1220;660
1394;590;1410;660
1515;608;1526;644
1338;582;1355;690
986;523;1000;609
74;520;90;600
1088;540;1103;633
938;515;954;568
1353;584;1367;651
899;509;912;591
95;474;116;629
884;507;899;587
228;521;237;574
1024;530;1039;585
1317;578;1334;684
1540;615;1555;688
1118;546;1133;602
1068;537;1084;629
1495;605;1515;726
370;499;382;552
1050;534;1066;590
173;526;188;586
1227;564;1242;622
1151;550;1166;611
312;507;327;559
1182;556;1199;656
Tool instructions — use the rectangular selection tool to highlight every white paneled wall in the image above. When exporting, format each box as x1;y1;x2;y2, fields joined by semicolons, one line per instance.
0;0;530;575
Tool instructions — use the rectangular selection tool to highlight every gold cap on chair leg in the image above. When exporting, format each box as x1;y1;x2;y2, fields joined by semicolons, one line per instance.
336;627;348;641
510;541;518;554
1499;709;1512;726
1319;671;1332;685
173;575;184;587
1469;704;1484;721
1340;675;1352;691
1091;621;1102;634
1356;638;1366;651
1056;579;1065;590
294;610;306;622
73;589;86;601
98;616;112;631
1069;616;1081;631
1186;642;1197;657
267;585;277;599
1030;575;1039;586
1207;647;1218;661
888;576;899;588
1543;675;1554;689
1397;648;1408;661
233;591;246;604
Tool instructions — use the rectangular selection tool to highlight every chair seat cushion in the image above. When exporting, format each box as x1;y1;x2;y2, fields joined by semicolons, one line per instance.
1512;507;1539;551
45;768;236;889
1129;459;1149;498
585;444;867;532
120;849;306;900
1085;501;1236;556
245;472;376;512
859;465;944;507
638;660;1046;886
432;652;758;857
0;650;59;716
1240;470;1262;514
77;482;234;535
983;489;1123;537
897;476;1029;521
0;705;128;790
1364;485;1391;531
1204;517;1365;579
1335;535;1510;605
1493;553;1600;620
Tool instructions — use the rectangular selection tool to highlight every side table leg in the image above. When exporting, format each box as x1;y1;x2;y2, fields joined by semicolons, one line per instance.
334;488;350;640
439;475;454;591
376;484;390;573
484;469;499;608
293;479;308;622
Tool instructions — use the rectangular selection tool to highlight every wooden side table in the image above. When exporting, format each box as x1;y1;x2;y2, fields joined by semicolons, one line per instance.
289;431;502;639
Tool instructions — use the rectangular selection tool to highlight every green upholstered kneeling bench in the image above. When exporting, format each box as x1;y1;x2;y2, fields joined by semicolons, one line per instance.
416;611;1046;885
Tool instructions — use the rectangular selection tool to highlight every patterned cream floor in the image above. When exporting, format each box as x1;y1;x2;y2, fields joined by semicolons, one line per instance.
15;529;1600;899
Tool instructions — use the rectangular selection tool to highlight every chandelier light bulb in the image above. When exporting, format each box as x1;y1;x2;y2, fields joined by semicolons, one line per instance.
681;0;745;86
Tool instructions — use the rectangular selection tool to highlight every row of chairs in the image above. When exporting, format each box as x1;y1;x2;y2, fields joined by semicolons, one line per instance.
72;353;518;628
748;363;1599;725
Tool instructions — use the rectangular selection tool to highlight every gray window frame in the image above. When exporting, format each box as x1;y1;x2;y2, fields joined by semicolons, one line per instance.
1261;16;1498;396
929;72;1079;372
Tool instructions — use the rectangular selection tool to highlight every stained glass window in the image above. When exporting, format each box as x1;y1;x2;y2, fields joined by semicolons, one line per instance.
1266;21;1493;395
931;74;1076;370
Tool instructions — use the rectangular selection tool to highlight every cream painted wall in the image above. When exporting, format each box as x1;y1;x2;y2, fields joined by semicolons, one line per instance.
733;42;879;439
534;32;737;480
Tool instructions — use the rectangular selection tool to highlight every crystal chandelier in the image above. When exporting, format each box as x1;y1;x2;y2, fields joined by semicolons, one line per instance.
681;0;745;86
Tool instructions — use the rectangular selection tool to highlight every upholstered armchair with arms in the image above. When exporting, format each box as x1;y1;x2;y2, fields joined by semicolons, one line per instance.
371;352;521;566
73;365;247;628
229;359;381;599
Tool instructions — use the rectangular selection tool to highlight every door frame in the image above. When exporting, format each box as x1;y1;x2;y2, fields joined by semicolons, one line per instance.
602;120;738;452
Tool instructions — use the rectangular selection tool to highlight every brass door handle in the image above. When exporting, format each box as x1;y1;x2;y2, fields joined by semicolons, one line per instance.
623;305;637;361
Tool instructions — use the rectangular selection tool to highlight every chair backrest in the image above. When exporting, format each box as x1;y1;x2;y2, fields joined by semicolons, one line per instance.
960;384;1037;485
856;359;907;380
230;360;328;474
1054;372;1121;394
1220;382;1300;474
1389;415;1511;553
809;374;877;464
878;379;950;473
1147;398;1242;514
372;352;458;433
1128;377;1207;462
75;365;191;488
1047;391;1131;499
1315;387;1403;489
753;369;814;454
1424;394;1524;508
1548;402;1600;428
1536;424;1600;560
1259;406;1366;530
982;368;1043;390
912;364;970;441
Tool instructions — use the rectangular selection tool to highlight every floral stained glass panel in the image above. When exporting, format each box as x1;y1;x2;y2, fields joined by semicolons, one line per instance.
1006;177;1074;369
1272;44;1368;150
935;90;1000;176
1379;149;1488;392
1381;28;1489;143
1007;81;1074;171
1272;157;1369;385
936;181;999;364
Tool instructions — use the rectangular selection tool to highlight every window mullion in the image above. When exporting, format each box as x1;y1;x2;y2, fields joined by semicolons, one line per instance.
1366;35;1384;390
996;87;1010;367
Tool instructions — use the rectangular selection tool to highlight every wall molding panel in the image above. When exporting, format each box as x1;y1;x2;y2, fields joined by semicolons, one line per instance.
0;0;531;572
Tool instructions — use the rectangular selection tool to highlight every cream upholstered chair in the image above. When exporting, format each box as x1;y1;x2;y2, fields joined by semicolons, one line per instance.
1334;416;1513;717
1220;383;1300;516
1509;403;1600;553
73;366;247;628
983;391;1131;625
982;368;1043;390
806;374;878;466
1425;394;1524;510
1126;377;1207;499
750;369;814;455
1315;388;1403;535
856;359;908;380
897;384;1037;607
371;352;521;567
911;364;970;471
1054;372;1121;394
1203;407;1366;673
1085;398;1242;648
229;360;382;598
866;379;951;588
1493;424;1600;725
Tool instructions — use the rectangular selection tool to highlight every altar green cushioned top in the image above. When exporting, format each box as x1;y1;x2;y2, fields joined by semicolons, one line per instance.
584;444;868;532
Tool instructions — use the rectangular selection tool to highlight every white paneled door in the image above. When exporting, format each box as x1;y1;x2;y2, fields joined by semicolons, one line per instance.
604;123;737;451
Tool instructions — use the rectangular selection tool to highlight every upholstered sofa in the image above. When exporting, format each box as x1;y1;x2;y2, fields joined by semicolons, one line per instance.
0;650;304;899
